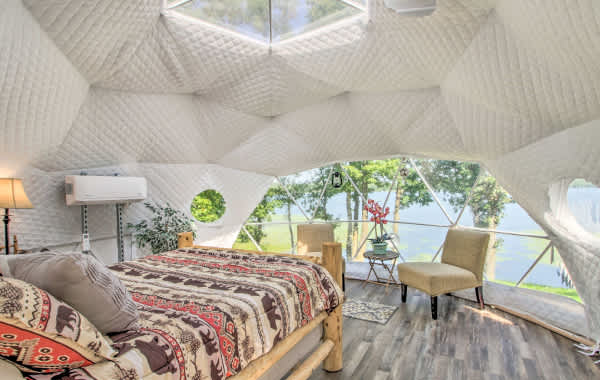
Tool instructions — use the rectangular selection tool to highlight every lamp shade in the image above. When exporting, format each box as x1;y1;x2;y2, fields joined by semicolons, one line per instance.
0;178;33;209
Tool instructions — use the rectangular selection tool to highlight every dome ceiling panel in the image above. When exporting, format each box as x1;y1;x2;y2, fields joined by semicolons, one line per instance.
23;0;162;83
204;55;345;116
497;0;600;75
400;93;467;159
273;0;491;92
192;97;270;160
442;10;600;159
347;88;439;130
33;89;210;171
217;123;317;175
99;12;269;93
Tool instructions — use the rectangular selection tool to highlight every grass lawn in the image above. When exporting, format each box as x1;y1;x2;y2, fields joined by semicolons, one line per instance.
233;214;304;252
494;280;582;303
232;214;373;257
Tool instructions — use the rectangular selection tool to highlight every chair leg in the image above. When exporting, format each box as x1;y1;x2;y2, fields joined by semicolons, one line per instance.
401;284;407;303
342;273;345;292
431;296;438;320
475;286;485;309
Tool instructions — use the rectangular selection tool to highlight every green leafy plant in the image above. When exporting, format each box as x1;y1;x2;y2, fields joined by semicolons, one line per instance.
128;202;196;254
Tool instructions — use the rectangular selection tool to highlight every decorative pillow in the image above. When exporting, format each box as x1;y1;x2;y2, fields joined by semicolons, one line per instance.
0;252;139;334
0;277;115;373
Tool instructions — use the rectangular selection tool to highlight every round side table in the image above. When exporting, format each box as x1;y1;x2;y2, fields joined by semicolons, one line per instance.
363;250;400;293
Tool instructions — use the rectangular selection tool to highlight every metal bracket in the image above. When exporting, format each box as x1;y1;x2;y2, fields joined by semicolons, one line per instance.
116;204;125;262
79;172;90;254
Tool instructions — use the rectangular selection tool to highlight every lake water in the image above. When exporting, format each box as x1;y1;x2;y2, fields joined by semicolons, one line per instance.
280;187;600;288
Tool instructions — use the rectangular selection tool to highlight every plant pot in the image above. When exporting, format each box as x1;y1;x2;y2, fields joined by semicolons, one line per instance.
372;242;388;255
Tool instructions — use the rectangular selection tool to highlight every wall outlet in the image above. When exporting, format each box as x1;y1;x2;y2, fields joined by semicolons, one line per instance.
81;233;91;252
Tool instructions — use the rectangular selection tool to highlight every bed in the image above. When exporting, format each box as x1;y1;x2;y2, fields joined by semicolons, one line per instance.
22;233;344;380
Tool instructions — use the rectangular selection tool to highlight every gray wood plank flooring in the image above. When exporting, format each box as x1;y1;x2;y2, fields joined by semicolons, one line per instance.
309;280;600;380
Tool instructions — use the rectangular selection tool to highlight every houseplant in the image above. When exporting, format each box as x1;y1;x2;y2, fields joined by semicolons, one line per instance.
128;202;197;254
365;199;391;254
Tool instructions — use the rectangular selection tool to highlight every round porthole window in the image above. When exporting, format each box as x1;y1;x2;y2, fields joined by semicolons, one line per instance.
191;190;226;223
567;179;600;235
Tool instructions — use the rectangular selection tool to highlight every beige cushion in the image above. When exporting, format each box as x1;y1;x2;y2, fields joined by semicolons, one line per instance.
397;262;479;296
0;251;139;333
441;228;490;282
297;224;334;254
301;251;346;272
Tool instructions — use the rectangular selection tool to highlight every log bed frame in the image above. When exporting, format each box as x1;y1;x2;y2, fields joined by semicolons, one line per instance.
176;232;343;380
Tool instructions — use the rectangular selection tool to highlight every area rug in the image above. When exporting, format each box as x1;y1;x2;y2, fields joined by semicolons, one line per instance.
342;299;398;324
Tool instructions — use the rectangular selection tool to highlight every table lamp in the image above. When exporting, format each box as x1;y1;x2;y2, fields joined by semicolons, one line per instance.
0;178;33;255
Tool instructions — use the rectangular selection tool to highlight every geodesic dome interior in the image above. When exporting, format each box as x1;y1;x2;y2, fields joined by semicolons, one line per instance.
1;0;599;340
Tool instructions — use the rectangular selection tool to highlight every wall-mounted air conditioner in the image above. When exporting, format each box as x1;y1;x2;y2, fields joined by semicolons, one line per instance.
65;175;147;206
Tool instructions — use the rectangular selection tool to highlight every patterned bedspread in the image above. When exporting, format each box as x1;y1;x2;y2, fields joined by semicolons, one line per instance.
26;248;343;380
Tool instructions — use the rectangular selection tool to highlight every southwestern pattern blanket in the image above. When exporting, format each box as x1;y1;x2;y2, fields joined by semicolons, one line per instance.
26;248;343;380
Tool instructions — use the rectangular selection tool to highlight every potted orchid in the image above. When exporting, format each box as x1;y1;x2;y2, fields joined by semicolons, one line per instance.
364;199;391;254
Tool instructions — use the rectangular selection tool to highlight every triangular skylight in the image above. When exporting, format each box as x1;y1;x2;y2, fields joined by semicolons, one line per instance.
167;0;365;43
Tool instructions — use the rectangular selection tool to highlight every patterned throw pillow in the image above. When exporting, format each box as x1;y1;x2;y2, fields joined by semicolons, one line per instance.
0;277;115;373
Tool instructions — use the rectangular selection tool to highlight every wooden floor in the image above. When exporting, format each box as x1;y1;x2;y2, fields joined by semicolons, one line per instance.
309;280;600;380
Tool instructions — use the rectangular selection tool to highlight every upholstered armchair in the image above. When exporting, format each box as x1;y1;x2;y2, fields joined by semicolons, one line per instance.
297;224;345;291
396;228;490;320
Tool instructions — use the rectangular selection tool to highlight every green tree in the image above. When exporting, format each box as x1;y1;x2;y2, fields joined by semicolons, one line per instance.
190;190;226;223
306;0;346;22
391;160;433;235
271;175;310;252
186;0;272;38
343;159;431;260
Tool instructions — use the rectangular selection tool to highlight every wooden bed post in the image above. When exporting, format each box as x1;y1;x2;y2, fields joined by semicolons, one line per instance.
321;242;343;372
177;231;194;248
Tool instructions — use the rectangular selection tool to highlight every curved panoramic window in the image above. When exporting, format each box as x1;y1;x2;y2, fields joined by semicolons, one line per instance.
235;158;581;303
167;0;365;42
191;189;226;223
567;179;600;235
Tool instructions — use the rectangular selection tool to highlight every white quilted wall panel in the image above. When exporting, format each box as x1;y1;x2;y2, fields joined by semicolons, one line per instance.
484;120;600;339
2;163;273;262
0;0;89;173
